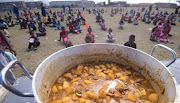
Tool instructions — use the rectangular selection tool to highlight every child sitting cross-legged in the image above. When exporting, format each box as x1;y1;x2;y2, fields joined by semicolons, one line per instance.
86;26;95;43
150;27;158;41
100;19;107;31
55;20;62;30
128;16;132;23
59;26;69;45
69;23;75;33
36;22;46;36
134;18;139;25
119;18;124;29
50;18;56;27
158;30;173;44
28;20;37;32
74;20;82;34
106;28;115;42
27;32;40;51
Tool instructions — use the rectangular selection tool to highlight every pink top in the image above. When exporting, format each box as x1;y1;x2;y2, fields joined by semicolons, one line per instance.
157;25;163;37
86;32;94;38
60;14;64;18
164;24;172;34
0;37;2;42
100;22;106;29
160;33;168;39
156;10;159;15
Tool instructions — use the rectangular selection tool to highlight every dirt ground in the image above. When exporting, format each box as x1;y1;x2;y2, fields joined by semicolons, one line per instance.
0;7;179;77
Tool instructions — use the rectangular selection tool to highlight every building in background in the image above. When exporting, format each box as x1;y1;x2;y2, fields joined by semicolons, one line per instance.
96;1;105;7
109;1;127;7
26;1;43;9
0;1;26;12
49;0;95;8
138;3;154;7
154;3;177;8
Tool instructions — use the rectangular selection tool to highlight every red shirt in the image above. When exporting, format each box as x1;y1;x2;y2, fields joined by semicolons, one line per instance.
60;31;68;39
69;25;74;30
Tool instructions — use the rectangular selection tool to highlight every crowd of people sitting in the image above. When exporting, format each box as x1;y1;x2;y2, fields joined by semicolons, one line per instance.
0;4;179;55
107;6;179;44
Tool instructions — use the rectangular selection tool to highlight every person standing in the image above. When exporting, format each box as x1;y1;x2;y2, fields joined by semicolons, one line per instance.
62;5;66;13
13;4;19;18
175;7;179;15
27;6;30;14
83;4;85;11
41;3;46;16
0;30;16;84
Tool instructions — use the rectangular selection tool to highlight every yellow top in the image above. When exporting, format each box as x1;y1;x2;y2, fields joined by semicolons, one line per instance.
42;17;48;23
4;29;10;36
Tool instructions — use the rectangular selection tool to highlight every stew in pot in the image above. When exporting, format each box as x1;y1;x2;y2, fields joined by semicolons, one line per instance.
48;61;158;103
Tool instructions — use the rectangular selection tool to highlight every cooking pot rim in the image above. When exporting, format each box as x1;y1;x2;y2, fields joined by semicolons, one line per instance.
32;43;178;103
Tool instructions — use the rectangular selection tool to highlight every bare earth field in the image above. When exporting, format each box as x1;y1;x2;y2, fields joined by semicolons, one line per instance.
0;7;179;77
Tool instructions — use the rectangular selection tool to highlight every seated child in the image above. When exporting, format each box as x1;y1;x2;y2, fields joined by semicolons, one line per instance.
47;16;52;24
119;19;124;29
110;10;114;17
66;16;72;26
36;22;46;36
60;12;64;21
106;28;115;42
59;26;69;44
171;16;176;26
28;20;37;32
150;27;158;41
158;30;169;43
85;35;93;43
20;19;27;29
153;17;158;25
100;19;107;31
50;18;56;27
128;16;132;23
87;26;92;32
55;20;62;30
74;20;81;34
134;18;139;25
27;32;40;51
86;29;95;43
124;35;136;49
69;23;75;33
96;13;101;22
145;17;151;24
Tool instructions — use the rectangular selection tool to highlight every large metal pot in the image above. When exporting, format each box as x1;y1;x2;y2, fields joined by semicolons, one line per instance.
0;44;179;103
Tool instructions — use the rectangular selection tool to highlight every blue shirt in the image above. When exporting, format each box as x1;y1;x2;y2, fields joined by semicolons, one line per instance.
4;52;17;62
13;7;19;14
41;6;46;16
56;23;61;28
29;36;40;43
63;5;65;10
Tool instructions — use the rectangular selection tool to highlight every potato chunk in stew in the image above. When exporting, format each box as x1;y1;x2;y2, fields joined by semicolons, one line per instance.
48;61;158;103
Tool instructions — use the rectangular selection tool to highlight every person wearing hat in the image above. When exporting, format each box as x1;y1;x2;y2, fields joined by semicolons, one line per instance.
13;4;19;18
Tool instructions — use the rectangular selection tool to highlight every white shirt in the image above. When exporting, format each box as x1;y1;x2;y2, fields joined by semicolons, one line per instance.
107;33;114;40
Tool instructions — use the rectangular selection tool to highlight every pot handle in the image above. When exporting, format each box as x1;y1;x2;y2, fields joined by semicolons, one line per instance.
0;60;34;97
150;44;177;67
